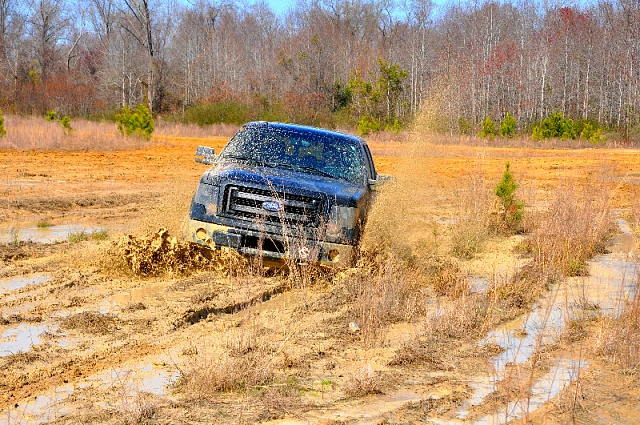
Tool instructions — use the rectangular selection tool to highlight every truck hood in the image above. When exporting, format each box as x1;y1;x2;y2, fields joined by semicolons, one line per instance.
201;162;366;207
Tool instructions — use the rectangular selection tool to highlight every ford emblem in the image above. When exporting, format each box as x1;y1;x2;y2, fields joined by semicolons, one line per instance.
262;201;284;212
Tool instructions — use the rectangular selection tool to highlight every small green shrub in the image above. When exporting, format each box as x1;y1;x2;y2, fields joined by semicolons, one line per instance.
578;120;606;144
357;115;381;136
531;112;576;141
60;116;73;136
499;112;517;138
0;109;6;138
91;230;109;241
478;116;496;140
116;104;154;140
494;162;524;232
384;118;402;133
181;101;254;126
458;116;473;135
44;110;74;136
45;110;57;121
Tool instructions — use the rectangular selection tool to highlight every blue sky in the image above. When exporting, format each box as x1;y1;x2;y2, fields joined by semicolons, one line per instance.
262;0;295;15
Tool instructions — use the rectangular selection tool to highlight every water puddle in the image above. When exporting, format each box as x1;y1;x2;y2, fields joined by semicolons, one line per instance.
1;360;180;425
472;358;585;425
470;277;490;294
0;274;52;294
449;220;638;423
0;225;108;244
0;324;48;357
0;322;75;356
100;282;168;313
1;385;73;425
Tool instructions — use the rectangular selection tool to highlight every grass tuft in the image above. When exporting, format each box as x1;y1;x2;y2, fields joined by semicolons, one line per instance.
344;365;382;397
36;219;53;228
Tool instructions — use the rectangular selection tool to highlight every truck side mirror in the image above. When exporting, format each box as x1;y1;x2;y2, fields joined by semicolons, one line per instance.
195;146;216;165
369;174;396;190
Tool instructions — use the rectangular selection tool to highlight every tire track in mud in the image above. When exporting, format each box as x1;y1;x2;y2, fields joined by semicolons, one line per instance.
175;281;289;328
0;268;291;413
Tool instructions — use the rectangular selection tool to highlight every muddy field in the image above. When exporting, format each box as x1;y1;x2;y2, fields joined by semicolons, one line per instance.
1;131;640;424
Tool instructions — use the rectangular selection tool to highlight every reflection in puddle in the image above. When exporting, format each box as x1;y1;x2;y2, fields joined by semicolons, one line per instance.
1;385;72;425
0;225;107;244
470;277;490;294
0;274;52;293
452;221;637;423
473;358;585;425
94;363;180;396
0;324;48;357
1;360;180;424
100;282;167;313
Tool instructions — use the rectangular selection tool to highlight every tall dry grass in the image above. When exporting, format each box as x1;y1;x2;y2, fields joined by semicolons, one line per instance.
0;115;151;150
492;178;613;309
0;115;236;151
451;165;492;259
595;275;640;372
154;120;238;138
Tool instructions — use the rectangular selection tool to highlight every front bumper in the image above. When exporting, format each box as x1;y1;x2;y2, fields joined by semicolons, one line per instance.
186;219;354;266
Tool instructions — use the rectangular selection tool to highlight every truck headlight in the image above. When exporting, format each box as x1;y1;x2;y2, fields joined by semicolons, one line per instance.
327;205;357;237
194;183;220;215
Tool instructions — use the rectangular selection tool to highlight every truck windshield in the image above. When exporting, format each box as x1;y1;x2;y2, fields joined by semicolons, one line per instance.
221;126;364;183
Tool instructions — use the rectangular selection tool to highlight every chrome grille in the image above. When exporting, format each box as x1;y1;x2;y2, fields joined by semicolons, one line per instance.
223;185;322;227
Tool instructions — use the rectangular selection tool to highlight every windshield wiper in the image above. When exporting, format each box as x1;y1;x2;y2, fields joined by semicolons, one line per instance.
224;154;259;165
273;163;339;180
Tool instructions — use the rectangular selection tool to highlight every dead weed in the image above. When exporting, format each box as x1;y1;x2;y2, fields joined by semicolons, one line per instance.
59;311;119;335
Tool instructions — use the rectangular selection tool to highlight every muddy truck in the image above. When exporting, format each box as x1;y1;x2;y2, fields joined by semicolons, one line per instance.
186;121;383;266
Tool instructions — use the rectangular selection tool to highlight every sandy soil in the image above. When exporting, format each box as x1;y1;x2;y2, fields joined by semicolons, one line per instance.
1;133;640;424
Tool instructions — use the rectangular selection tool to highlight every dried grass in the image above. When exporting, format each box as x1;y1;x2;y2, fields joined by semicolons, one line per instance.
595;275;640;372
154;120;238;138
177;327;276;396
344;365;383;397
0;115;235;152
492;179;613;308
59;311;118;335
427;295;494;340
343;247;430;346
0;115;151;151
520;180;613;278
451;165;491;259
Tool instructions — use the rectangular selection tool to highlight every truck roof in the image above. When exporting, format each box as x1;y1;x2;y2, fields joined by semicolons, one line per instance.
244;121;364;145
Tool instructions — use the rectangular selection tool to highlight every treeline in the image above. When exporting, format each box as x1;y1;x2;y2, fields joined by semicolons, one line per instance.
1;0;640;138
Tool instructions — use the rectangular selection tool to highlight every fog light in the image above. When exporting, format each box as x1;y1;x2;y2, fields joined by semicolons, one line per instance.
196;228;208;241
328;250;340;262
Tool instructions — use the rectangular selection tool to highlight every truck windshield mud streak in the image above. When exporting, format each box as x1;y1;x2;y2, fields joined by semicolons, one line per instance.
186;121;382;266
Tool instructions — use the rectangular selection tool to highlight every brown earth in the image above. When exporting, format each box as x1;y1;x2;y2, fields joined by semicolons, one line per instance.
1;131;640;424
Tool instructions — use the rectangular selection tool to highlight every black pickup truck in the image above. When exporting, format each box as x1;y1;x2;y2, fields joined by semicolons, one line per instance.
186;121;381;266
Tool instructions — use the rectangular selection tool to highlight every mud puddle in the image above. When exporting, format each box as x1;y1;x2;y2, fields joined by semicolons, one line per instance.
99;281;168;313
1;355;181;425
0;324;49;357
0;322;77;357
0;364;177;425
448;221;638;423
0;274;52;293
0;225;109;244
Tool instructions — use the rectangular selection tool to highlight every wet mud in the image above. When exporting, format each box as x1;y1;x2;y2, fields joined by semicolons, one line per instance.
2;139;640;423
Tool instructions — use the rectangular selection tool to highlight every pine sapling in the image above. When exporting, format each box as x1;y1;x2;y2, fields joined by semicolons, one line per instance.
494;162;524;232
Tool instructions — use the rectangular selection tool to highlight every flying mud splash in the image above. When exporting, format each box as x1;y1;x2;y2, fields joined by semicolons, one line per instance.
111;228;244;276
